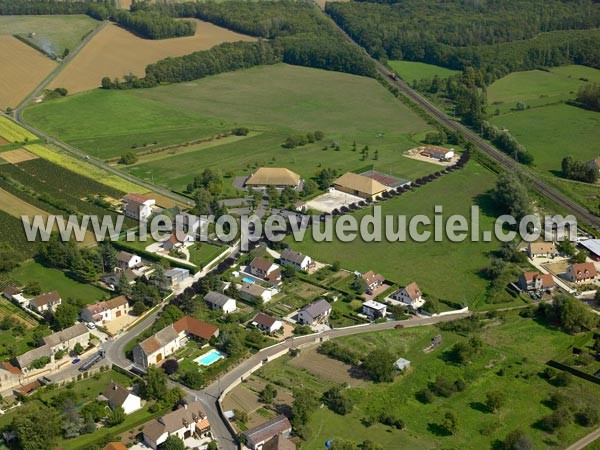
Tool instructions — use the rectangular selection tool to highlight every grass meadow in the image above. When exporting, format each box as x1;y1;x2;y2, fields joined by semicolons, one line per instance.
255;314;600;450
24;64;434;191
0;15;99;55
389;60;459;81
287;161;499;305
11;260;108;304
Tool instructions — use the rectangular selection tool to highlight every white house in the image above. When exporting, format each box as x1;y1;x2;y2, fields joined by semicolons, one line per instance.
123;193;155;222
527;242;558;258
204;291;237;314
390;282;425;310
422;146;454;160
279;249;312;271
251;312;283;334
298;299;331;326
81;296;129;324
103;381;142;415
133;316;219;368
239;283;273;303
142;400;210;450
29;291;61;314
362;300;387;320
117;251;141;270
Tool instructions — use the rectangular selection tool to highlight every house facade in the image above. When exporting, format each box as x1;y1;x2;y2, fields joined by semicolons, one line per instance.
249;257;281;283
362;300;387;319
251;313;283;334
279;249;312;271
239;283;273;303
390;282;425;310
421;146;454;160
566;262;598;283
359;270;385;294
123;193;155;222
518;272;556;292
103;381;142;415
142;401;210;450
298;299;332;326
118;251;141;270
204;291;237;314
133;316;219;368
29;291;61;314
81;296;129;324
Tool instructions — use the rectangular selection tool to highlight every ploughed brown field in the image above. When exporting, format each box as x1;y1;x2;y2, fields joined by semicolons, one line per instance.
49;19;256;95
0;35;57;109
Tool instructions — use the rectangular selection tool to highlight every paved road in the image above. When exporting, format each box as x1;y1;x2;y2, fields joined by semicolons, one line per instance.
320;9;600;230
183;312;472;450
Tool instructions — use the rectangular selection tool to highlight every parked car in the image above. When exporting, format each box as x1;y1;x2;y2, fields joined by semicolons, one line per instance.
87;322;96;329
72;358;80;364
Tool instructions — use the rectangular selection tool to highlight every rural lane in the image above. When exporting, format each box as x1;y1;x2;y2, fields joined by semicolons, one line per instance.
565;426;600;450
185;312;472;450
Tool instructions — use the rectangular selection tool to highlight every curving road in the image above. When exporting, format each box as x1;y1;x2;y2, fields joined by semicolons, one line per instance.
323;10;600;230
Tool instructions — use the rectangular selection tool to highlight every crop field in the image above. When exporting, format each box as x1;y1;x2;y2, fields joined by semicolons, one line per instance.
490;103;600;175
288;161;499;305
389;60;459;82
27;64;434;191
11;260;108;304
0;210;41;259
0;14;99;56
0;116;37;143
48;20;257;94
0;148;38;164
284;315;599;450
0;35;57;109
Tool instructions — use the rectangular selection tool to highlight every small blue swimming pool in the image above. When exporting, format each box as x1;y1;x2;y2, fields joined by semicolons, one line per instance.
194;349;225;366
242;277;255;284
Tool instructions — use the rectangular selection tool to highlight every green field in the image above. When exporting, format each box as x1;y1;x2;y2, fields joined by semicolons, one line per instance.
288;161;499;305
286;315;600;450
389;60;459;82
24;64;434;191
487;67;597;114
0;15;99;56
11;260;108;304
490;103;600;175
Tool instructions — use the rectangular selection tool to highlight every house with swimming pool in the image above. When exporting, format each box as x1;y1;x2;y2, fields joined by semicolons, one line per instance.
133;316;219;368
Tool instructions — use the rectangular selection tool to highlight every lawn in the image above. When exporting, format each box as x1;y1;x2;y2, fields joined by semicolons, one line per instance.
11;260;109;304
389;60;459;82
489;103;600;175
24;64;434;191
287;161;500;306
292;315;600;450
188;243;226;268
0;14;99;56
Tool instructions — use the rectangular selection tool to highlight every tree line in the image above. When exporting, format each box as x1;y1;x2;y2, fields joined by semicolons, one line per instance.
0;1;195;40
327;1;600;81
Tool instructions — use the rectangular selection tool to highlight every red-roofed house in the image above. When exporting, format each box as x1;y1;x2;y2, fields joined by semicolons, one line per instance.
518;271;556;292
123;193;155;222
566;263;598;283
359;270;385;294
391;282;425;310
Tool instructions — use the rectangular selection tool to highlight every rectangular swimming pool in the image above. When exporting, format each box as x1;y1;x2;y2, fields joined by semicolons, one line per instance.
194;349;225;366
242;277;255;284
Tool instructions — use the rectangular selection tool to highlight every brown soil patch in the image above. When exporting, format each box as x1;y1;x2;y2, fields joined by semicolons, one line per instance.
0;136;9;146
0;36;57;109
289;348;366;387
49;20;256;94
0;148;39;164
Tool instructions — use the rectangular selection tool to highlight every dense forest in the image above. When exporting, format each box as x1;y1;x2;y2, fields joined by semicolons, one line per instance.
326;0;600;80
0;0;98;15
102;0;375;87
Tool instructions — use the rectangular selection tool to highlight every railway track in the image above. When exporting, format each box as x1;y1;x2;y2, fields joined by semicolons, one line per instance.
322;8;600;229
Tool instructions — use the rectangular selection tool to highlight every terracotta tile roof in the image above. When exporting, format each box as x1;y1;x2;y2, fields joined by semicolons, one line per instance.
263;434;296;450
403;282;422;301
1;361;21;375
362;270;384;285
14;380;40;396
106;295;128;309
144;401;206;442
103;443;127;450
2;286;21;296
251;257;276;273
570;262;597;280
528;242;557;255
123;193;152;204
173;316;219;341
